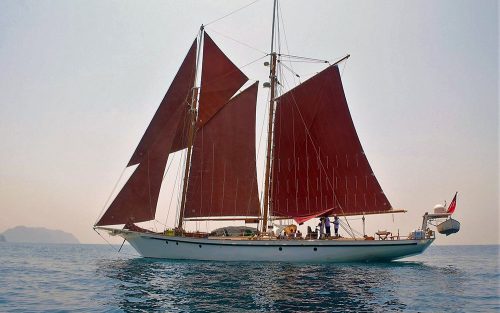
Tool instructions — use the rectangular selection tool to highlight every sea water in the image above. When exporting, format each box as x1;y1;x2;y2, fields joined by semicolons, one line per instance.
0;243;498;312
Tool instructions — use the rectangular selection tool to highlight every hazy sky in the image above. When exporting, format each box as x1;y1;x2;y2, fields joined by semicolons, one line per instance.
0;0;497;245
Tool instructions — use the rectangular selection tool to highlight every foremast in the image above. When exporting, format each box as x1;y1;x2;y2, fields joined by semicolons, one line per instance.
178;26;204;230
262;0;278;233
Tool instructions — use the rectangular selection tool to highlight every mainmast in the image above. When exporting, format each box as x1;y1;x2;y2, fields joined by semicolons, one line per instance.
178;26;204;230
262;0;278;233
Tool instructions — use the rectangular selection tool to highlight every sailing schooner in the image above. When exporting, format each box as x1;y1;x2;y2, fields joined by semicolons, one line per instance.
94;1;460;262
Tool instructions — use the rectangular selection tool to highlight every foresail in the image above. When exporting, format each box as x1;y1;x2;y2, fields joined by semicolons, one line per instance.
272;65;392;218
128;40;197;166
96;40;197;226
184;82;260;218
197;33;248;126
96;106;185;226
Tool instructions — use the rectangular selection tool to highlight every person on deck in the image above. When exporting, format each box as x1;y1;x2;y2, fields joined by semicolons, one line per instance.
325;216;331;237
333;215;340;237
296;230;302;239
320;218;325;239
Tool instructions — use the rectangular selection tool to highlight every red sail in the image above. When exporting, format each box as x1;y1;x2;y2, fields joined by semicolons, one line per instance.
96;106;185;226
197;33;248;127
184;82;260;217
96;40;197;226
272;65;392;218
128;40;197;166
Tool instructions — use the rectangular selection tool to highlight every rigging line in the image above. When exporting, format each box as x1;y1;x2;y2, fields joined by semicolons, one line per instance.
298;71;323;79
93;229;139;257
204;0;261;26
206;27;267;55
176;140;189;228
276;0;281;56
278;59;328;64
340;220;363;237
221;161;227;214
257;88;271;205
279;61;300;78
269;1;282;223
273;81;283;216
341;58;348;76
277;2;295;76
165;152;182;229
94;228;120;252
280;73;356;239
94;166;127;225
205;215;208;235
292;102;299;215
146;152;157;232
339;220;356;238
208;142;215;219
240;54;270;69
200;127;204;218
264;0;278;230
306;125;310;213
154;219;167;227
162;152;175;180
278;53;329;63
178;28;204;230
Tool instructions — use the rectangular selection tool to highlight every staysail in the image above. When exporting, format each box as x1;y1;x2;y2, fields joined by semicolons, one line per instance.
272;65;392;219
127;40;197;166
184;82;261;217
95;40;197;226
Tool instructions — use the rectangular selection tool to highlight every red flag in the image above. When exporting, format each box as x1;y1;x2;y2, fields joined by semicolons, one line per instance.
447;192;458;214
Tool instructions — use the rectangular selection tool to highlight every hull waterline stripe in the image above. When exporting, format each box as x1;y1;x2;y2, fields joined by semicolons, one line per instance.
142;236;419;247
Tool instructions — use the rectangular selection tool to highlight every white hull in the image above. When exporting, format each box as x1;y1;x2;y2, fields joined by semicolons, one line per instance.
114;229;434;263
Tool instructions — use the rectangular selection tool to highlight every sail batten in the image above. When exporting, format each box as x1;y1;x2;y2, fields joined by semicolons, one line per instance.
272;65;392;218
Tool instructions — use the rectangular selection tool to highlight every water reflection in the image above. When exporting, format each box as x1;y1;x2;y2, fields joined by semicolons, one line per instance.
97;258;466;313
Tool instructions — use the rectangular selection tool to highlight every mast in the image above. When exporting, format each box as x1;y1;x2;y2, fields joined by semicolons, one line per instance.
178;26;204;230
262;0;278;233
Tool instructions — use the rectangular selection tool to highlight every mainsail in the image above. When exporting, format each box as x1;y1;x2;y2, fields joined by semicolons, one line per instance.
272;65;392;219
184;82;260;217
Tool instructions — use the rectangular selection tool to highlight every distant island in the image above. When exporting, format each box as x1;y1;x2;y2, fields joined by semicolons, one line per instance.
1;226;80;244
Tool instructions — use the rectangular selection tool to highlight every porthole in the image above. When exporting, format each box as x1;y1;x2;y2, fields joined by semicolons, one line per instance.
175;242;179;245
279;247;283;251
199;244;202;248
313;247;317;251
165;241;169;244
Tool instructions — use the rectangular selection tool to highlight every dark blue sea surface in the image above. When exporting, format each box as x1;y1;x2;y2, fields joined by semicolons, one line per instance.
0;243;498;312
